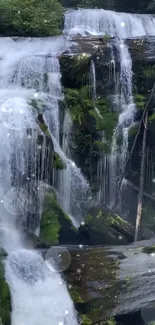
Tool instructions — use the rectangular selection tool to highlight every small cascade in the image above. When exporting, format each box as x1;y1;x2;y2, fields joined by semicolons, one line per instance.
90;60;102;117
109;40;136;209
64;9;155;37
5;250;78;325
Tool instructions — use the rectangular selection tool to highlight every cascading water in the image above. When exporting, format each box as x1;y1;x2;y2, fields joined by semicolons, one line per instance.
0;37;78;325
64;8;155;209
64;9;155;37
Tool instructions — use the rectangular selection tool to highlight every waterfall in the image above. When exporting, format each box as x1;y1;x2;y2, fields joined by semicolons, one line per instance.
5;37;91;227
109;40;136;209
64;8;155;209
0;37;78;325
64;9;155;37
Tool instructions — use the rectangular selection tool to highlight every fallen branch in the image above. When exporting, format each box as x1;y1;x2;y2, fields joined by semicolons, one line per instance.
135;109;148;241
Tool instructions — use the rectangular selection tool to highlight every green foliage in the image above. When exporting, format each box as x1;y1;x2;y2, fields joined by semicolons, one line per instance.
53;152;65;170
0;258;11;325
40;188;74;245
81;314;93;325
85;214;93;224
128;123;139;136
143;245;155;254
89;109;118;139
0;0;64;36
149;113;155;121
106;317;116;325
143;66;155;77
148;321;155;325
64;87;93;125
124;276;132;286
102;34;112;41
40;210;60;245
134;94;146;110
69;286;84;303
94;140;111;153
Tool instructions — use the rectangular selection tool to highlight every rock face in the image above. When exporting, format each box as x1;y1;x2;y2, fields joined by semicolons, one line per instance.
64;240;155;324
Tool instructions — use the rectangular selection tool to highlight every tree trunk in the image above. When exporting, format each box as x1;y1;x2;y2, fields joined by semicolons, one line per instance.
134;110;148;241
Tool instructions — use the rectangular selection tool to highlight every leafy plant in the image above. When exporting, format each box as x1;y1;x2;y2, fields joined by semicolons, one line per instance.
0;0;64;36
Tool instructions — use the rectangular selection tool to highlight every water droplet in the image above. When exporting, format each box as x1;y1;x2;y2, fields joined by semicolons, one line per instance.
65;310;69;315
1;107;6;112
79;244;83;248
77;268;81;274
121;22;125;27
72;161;75;167
34;92;38;98
81;221;85;226
45;247;71;273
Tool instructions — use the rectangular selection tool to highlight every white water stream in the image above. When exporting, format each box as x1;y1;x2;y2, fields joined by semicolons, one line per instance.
0;36;79;325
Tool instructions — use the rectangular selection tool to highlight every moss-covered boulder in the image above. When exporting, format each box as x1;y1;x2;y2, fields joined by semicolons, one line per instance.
65;247;120;323
39;187;89;245
0;258;11;325
0;0;64;36
83;207;135;245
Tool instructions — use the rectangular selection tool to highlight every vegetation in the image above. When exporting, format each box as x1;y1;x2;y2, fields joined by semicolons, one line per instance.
0;258;11;325
81;314;93;325
0;0;64;36
143;245;155;254
40;188;77;245
53;152;65;170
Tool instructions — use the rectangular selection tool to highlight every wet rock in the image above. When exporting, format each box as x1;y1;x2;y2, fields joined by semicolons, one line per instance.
64;239;155;324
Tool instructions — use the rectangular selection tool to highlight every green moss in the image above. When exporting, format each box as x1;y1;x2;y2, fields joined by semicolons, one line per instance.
106;317;117;325
0;258;11;325
53;152;65;170
124;276;132;286
85;214;93;224
60;56;90;88
69;286;84;303
64;86;93;125
128;123;139;136
102;34;112;42
0;0;64;36
40;188;77;245
40;210;60;244
89;109;118;140
143;245;155;254
134;94;146;110
143;66;155;77
94;140;111;153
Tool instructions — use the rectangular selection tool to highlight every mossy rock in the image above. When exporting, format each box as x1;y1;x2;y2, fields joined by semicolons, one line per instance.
65;247;120;323
84;206;134;244
142;245;155;254
40;188;87;245
0;258;11;325
53;152;65;170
